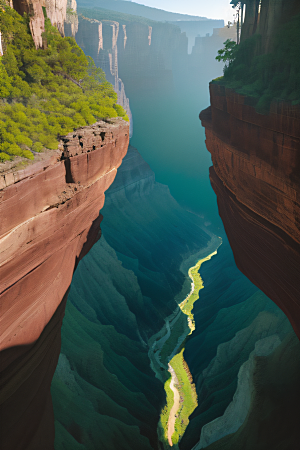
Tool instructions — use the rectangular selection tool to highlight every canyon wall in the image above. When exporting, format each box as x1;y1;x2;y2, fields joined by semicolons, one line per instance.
194;81;300;449
9;0;78;47
241;0;300;50
200;84;300;338
73;16;133;135
0;118;129;449
74;13;188;97
11;0;46;47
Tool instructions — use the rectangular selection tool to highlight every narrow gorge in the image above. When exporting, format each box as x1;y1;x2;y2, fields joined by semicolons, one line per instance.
1;0;300;449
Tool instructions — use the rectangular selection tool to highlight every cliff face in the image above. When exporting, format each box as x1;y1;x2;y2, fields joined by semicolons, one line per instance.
200;84;300;337
0;118;129;449
75;14;188;94
12;0;46;47
0;118;129;351
196;82;300;449
10;0;77;47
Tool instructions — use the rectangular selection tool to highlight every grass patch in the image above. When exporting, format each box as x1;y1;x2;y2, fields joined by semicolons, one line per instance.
169;350;198;445
160;376;174;442
180;251;218;333
158;250;219;447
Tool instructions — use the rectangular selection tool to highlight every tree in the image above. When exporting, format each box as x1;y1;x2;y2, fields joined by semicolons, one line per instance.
216;39;237;70
230;1;245;44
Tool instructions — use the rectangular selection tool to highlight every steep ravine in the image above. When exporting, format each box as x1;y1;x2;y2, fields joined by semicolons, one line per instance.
51;146;217;449
0;118;129;449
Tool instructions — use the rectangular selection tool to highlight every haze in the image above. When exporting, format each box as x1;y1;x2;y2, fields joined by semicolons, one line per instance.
124;0;234;22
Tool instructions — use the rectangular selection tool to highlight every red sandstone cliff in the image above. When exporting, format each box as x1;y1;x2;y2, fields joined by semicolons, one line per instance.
200;83;300;338
202;83;300;244
0;118;129;351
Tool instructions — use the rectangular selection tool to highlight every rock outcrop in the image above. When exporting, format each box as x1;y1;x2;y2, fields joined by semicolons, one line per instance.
0;118;129;351
12;0;45;47
10;0;75;47
65;0;78;37
0;118;129;449
45;0;68;35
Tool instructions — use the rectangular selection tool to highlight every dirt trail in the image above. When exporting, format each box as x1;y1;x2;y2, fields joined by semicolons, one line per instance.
167;364;180;446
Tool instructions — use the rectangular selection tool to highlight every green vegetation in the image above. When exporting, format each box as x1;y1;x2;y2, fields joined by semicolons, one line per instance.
180;251;217;333
215;13;300;112
215;39;237;67
169;350;198;446
158;252;218;447
0;3;128;162
159;377;174;441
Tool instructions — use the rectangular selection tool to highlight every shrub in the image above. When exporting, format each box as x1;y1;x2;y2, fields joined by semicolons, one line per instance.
32;142;44;152
0;3;128;161
0;152;11;161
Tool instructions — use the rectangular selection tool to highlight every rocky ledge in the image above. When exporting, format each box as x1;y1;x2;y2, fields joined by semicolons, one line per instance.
0;118;129;351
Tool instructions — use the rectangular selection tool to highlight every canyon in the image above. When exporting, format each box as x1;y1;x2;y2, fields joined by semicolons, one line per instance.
51;145;215;449
1;1;300;449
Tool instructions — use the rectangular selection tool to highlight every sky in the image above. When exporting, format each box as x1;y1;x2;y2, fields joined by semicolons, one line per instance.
125;0;235;23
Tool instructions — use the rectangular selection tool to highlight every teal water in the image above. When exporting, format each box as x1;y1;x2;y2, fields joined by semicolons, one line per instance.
127;71;223;232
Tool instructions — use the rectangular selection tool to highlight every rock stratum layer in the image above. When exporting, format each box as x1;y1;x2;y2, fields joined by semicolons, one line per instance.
200;83;300;339
0;118;129;449
0;118;129;351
